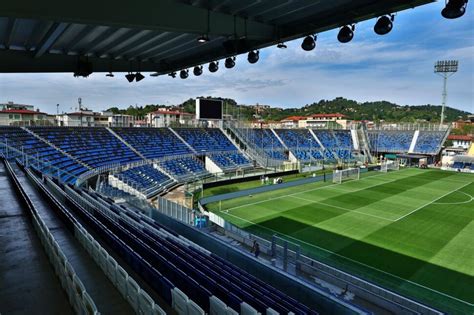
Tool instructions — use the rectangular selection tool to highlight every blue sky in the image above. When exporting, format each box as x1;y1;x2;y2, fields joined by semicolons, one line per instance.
0;1;473;114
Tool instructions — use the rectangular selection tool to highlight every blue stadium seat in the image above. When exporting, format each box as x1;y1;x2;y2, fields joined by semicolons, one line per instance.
413;131;446;154
368;131;414;153
113;127;192;159
30;127;142;168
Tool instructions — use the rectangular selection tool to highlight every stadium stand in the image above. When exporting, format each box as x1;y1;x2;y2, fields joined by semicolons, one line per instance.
240;128;287;160
208;152;252;170
112;165;175;197
175;128;250;169
30;127;142;168
113;128;192;159
368;130;414;153
314;130;353;160
275;129;324;161
160;157;208;180
0;126;88;184
75;187;317;314
413;131;446;154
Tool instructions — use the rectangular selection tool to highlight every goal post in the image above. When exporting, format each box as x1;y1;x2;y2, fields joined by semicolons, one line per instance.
332;168;360;184
380;160;400;172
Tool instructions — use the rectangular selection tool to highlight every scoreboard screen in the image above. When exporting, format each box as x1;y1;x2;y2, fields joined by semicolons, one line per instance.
196;98;223;120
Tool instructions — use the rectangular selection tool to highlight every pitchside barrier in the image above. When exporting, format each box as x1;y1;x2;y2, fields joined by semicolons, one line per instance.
206;210;443;315
200;168;370;206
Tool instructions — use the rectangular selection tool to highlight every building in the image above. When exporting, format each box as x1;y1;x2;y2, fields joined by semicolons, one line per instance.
108;114;135;127
57;111;95;127
300;113;349;128
452;115;474;129
147;109;194;128
0;101;35;111
0;109;56;126
280;116;306;128
447;134;473;150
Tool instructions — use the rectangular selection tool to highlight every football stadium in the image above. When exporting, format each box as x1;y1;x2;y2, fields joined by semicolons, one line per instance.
0;1;473;315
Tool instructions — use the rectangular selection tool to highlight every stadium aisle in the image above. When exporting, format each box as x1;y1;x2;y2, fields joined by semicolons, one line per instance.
13;166;135;315
0;162;73;314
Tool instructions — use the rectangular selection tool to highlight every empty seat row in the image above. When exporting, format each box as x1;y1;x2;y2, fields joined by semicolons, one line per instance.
0;126;88;184
413;131;446;154
113;127;192;159
80;188;317;314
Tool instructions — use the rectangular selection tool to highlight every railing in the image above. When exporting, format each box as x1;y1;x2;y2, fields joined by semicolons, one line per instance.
367;123;450;131
0;142;81;184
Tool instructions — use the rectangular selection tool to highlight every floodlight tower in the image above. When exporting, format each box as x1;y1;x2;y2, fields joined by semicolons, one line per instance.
434;60;458;125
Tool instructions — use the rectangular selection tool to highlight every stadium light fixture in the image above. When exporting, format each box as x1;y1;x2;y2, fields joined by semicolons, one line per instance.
277;42;287;49
193;65;203;76
247;50;259;64
197;34;210;43
225;57;236;69
135;72;145;82
180;69;189;79
442;0;468;19
374;15;394;35
209;61;219;73
125;72;135;82
338;25;355;43
301;35;316;51
434;60;459;125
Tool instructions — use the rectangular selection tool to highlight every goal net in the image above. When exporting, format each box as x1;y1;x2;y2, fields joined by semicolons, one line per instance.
332;168;360;184
380;160;400;172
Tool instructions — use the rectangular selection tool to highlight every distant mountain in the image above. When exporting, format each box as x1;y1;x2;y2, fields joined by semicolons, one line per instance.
108;97;471;123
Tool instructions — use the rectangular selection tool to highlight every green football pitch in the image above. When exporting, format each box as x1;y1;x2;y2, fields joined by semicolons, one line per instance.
205;168;474;314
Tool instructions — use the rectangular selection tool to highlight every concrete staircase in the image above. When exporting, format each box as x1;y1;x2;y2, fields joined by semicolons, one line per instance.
106;127;147;160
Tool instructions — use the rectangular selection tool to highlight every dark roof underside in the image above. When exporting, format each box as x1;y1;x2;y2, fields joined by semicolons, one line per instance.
0;0;434;74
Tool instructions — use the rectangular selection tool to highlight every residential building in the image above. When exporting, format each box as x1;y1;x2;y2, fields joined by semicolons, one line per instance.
0;109;54;126
147;109;194;127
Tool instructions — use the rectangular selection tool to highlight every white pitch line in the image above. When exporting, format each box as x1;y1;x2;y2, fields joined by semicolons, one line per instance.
221;210;474;306
289;195;395;222
434;191;474;205
394;181;473;222
223;168;412;213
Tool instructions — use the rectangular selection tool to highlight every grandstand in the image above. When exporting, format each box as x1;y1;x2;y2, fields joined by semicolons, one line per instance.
1;0;471;314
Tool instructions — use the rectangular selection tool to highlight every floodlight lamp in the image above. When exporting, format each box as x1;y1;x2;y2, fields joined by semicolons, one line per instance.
225;57;236;69
338;25;355;43
180;69;189;79
247;50;259;64
301;35;316;51
193;65;203;76
135;72;145;82
442;0;468;19
374;15;394;35
125;72;136;82
209;61;219;73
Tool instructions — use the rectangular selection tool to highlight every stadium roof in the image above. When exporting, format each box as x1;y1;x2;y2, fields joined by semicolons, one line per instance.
0;0;434;75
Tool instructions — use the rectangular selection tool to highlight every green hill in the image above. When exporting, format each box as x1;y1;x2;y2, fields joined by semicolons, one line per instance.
107;97;471;123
